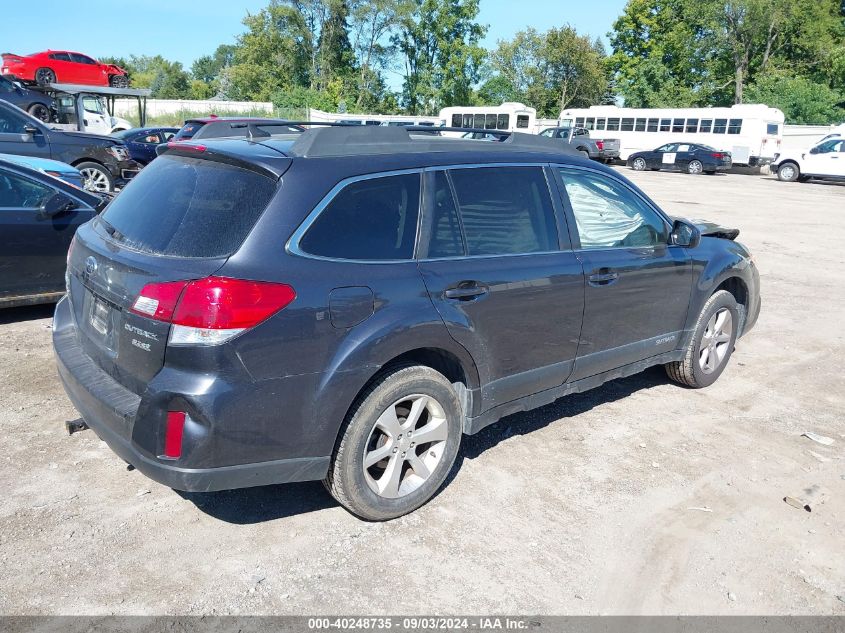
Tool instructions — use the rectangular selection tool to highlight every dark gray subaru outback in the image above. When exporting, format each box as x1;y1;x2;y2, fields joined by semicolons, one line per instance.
53;125;760;520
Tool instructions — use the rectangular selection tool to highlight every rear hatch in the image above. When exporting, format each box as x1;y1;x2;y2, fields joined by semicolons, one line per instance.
66;152;281;394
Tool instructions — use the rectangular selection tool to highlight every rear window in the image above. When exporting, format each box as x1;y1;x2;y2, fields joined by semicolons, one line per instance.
173;122;204;140
298;173;421;260
99;155;276;258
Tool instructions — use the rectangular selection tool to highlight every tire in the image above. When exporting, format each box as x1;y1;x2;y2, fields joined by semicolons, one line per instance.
35;67;56;86
579;149;591;160
777;162;800;182
27;103;51;123
109;74;129;88
665;290;740;389
687;159;704;175
76;162;115;193
324;364;463;521
631;157;646;171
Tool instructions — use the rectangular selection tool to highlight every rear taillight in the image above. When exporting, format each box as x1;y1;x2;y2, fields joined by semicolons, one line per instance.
131;277;296;346
711;153;725;159
167;141;205;152
595;140;604;151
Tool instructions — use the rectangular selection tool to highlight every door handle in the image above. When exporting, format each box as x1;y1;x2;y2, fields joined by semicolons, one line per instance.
445;284;488;300
588;271;619;286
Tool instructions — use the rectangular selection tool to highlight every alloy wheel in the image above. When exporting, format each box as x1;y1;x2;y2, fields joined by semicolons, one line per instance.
633;158;646;171
699;308;732;374
80;168;110;193
688;160;703;174
363;394;449;499
780;165;796;181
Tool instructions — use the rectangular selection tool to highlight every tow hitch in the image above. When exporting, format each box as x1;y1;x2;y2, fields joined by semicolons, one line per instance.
65;419;89;435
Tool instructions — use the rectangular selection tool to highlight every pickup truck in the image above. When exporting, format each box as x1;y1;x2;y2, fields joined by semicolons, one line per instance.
539;126;620;163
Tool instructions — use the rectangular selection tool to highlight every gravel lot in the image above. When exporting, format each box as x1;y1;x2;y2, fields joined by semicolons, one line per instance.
1;168;843;615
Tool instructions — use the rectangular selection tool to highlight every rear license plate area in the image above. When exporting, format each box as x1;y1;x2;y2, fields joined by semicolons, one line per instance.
90;296;110;336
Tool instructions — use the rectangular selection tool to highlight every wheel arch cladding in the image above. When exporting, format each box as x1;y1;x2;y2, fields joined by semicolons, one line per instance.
313;335;482;456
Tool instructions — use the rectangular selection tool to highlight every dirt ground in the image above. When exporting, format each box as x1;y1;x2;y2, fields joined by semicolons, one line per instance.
1;168;843;616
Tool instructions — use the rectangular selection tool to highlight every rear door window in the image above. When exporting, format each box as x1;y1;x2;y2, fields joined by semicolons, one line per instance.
299;173;421;260
99;155;277;257
448;166;558;256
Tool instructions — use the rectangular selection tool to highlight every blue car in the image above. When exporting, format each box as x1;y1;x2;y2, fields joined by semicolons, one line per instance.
0;153;84;189
112;127;179;165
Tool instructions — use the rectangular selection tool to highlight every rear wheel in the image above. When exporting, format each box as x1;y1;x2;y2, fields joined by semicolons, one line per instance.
76;162;114;193
631;157;647;171
666;290;739;388
35;67;56;86
579;149;591;160
109;75;129;88
687;159;704;175
324;364;462;521
27;103;51;123
777;162;800;182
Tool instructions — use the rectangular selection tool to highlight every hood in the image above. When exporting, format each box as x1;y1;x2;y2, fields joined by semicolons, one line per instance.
50;129;122;145
104;63;126;74
675;217;740;240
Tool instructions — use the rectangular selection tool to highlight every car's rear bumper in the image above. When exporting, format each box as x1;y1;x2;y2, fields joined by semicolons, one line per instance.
52;296;329;492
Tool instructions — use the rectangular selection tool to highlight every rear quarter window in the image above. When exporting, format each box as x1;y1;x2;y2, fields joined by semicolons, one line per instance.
99;155;277;258
298;173;421;261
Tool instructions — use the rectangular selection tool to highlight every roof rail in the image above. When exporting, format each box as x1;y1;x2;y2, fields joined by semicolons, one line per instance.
287;125;577;158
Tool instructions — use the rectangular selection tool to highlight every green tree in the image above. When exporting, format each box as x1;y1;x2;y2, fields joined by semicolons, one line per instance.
745;72;845;124
609;0;845;112
487;26;609;117
191;45;237;83
394;0;487;114
348;0;412;108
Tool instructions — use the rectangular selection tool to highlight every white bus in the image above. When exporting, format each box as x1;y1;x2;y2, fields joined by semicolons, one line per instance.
559;104;785;166
438;102;537;137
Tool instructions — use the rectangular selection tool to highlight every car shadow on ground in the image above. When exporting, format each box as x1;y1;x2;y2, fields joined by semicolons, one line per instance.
0;303;55;325
182;366;671;524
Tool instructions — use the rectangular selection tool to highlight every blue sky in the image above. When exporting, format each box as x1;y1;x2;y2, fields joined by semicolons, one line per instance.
0;0;627;74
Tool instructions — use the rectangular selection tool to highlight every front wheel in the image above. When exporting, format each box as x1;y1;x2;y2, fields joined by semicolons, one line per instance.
777;162;800;182
324;365;463;521
76;162;115;193
631;157;646;171
109;75;129;88
666;290;739;388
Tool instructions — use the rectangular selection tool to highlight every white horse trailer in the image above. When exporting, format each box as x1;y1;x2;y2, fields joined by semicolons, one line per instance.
559;104;785;166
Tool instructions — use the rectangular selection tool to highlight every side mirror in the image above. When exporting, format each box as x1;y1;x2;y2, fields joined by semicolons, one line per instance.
809;146;820;155
670;219;701;248
39;192;77;219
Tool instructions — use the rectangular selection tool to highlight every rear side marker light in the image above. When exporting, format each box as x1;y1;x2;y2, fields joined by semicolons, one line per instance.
163;411;186;459
131;277;296;347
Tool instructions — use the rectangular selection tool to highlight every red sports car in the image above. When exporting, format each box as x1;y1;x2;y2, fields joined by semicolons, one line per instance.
1;50;129;88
